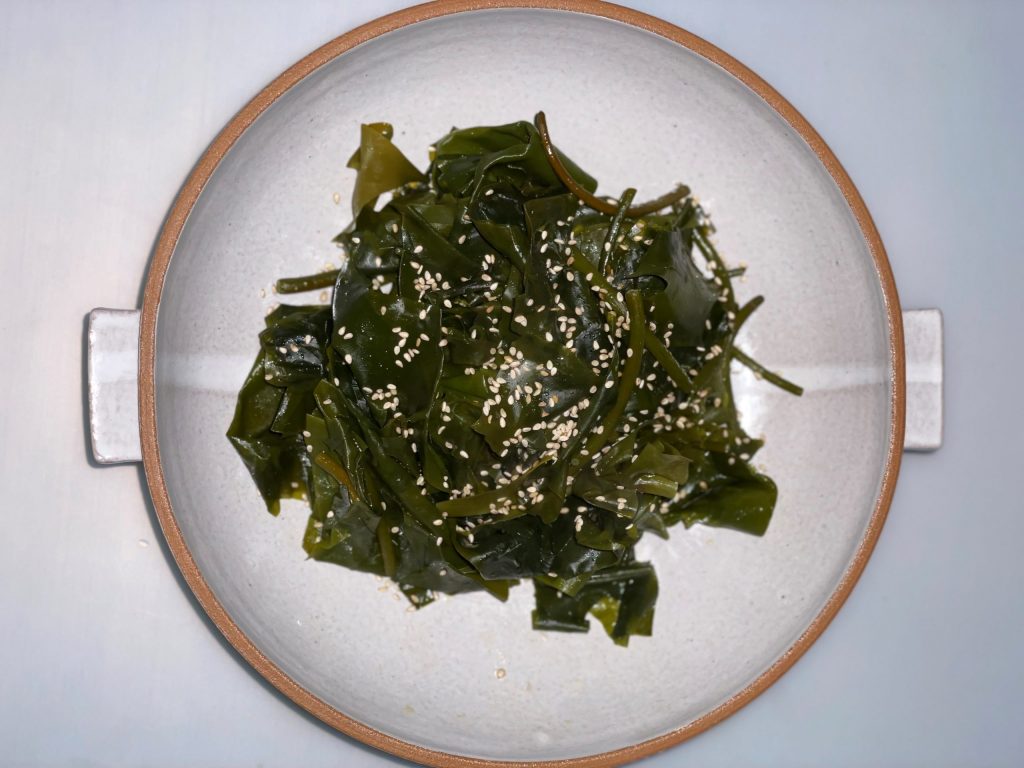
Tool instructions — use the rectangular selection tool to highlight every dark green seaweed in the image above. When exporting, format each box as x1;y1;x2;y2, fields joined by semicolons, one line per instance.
227;118;800;645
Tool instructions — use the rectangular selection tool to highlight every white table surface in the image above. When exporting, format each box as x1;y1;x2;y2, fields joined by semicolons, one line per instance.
2;1;1022;766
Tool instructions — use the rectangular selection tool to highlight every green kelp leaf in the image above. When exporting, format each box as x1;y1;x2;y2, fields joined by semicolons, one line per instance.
331;266;442;417
260;304;333;385
637;234;717;348
667;456;778;536
227;356;306;515
228;116;801;645
454;513;548;581
227;304;333;514
624;441;690;498
532;561;658;645
304;496;385;572
348;122;426;217
470;334;599;458
432;121;597;198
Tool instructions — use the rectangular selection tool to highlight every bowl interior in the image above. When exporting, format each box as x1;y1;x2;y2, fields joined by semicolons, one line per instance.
154;8;893;762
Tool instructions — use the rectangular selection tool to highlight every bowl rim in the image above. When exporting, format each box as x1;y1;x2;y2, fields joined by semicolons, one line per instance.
138;1;906;765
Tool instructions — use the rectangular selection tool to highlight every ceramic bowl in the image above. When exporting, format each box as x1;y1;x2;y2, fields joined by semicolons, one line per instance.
88;2;944;765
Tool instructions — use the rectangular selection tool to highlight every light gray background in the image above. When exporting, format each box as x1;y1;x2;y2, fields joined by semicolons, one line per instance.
1;1;1021;766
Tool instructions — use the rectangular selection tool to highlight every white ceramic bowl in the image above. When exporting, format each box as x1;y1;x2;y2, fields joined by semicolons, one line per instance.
88;3;940;766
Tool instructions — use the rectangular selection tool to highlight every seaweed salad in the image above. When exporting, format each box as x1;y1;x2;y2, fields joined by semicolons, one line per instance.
227;113;802;645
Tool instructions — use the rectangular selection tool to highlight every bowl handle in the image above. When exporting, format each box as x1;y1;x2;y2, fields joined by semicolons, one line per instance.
88;308;142;464
903;309;943;452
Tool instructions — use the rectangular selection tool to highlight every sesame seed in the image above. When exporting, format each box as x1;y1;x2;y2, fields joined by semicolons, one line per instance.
413;244;424;254
436;536;444;546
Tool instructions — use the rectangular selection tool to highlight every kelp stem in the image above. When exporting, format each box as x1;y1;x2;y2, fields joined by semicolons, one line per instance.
314;452;360;500
361;467;398;578
731;348;805;396
732;295;765;336
600;188;636;273
535;112;689;217
645;333;693;392
276;270;340;294
581;291;647;461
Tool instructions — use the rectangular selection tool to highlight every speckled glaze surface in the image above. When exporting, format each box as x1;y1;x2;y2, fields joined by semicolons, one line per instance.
137;2;904;765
